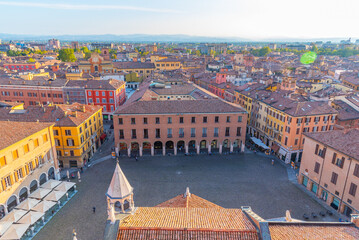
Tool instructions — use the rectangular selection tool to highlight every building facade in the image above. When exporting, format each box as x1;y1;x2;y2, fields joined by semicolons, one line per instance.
0;121;59;219
299;129;359;218
114;99;247;157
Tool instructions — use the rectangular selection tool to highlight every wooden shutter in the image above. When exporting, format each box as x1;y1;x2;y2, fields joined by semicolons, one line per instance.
354;164;359;177
332;153;337;164
322;148;327;158
315;144;319;155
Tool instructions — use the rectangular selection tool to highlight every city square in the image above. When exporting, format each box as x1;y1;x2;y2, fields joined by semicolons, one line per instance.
34;151;337;240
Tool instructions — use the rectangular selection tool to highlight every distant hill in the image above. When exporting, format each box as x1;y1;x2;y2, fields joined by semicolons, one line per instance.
0;33;353;43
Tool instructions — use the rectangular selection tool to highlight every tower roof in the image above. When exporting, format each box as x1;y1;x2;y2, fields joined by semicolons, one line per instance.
106;163;133;200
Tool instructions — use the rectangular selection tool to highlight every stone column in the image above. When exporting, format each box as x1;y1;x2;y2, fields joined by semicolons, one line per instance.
196;145;200;154
4;205;8;214
139;146;143;157
241;143;245;153
174;146;177;155
115;147;119;156
208;144;211;154
219;144;223;154
162;146;166;156
127;146;131;157
230;143;234;153
151;146;154;156
185;145;189;154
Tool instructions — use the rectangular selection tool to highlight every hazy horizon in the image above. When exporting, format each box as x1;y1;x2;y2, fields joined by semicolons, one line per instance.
0;0;357;40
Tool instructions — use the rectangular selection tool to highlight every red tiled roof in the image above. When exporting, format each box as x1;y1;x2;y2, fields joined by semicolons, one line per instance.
155;194;223;209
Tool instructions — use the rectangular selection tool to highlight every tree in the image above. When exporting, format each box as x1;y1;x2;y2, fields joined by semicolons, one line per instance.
27;58;35;63
195;50;202;56
312;45;318;52
258;46;271;56
58;49;77;62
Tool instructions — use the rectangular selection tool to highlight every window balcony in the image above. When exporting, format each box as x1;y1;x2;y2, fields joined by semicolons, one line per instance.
214;133;219;137
202;133;207;137
179;133;184;138
167;134;173;138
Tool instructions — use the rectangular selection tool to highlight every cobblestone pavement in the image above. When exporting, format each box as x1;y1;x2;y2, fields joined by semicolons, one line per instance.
34;151;338;240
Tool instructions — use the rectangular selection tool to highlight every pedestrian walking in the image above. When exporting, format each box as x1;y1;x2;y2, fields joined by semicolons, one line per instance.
135;156;138;161
272;159;275;166
92;207;96;213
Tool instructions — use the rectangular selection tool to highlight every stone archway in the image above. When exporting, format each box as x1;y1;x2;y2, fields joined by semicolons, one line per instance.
177;141;185;153
39;173;47;185
7;195;18;213
119;142;127;156
48;167;55;180
131;142;139;157
211;140;219;153
223;139;230;152
30;179;38;193
188;140;196;153
233;139;240;152
19;187;29;203
200;140;207;153
165;141;174;154
154;141;163;155
142;142;151;155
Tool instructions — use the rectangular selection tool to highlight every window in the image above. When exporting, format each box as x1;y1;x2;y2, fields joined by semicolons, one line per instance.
191;117;196;123
3;175;12;189
315;144;319;155
57;150;62;157
66;139;74;146
54;130;59;136
27;161;34;172
15;168;23;180
109;99;114;104
354;164;359;178
235;127;241;137
314;162;320;174
131;118;136;124
80;135;84;144
349;183;357;196
215;116;219;123
331;172;338;185
102;92;105;96
65;130;71;136
43;134;48;142
131;129;137;139
119;118;123;125
88;92;92;96
203;116;207;123
156;129;161;138
296;128;300;134
284;137;288;146
119;130;124;139
179;128;184;137
85;123;88;128
168;117;172;124
110;92;113;96
191;128;196;137
156;117;160;124
89;98;93;103
238;116;242;122
24;144;29;153
143;118;148;124
0;156;7;167
70;150;75;156
225;127;230;137
179;117;184;123
294;139;298;146
167;128;172;138
96;91;99;96
55;139;60;146
102;99;107;103
214;128;219;137
144;129;148;139
202;128;207;137
226;116;231;123
12;150;19;160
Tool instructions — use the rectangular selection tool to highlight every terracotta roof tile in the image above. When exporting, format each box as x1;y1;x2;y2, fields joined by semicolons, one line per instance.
155;194;223;209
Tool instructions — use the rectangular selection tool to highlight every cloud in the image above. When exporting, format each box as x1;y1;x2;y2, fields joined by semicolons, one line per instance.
0;1;180;13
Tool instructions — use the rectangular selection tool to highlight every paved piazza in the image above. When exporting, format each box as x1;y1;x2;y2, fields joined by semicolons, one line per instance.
34;152;337;240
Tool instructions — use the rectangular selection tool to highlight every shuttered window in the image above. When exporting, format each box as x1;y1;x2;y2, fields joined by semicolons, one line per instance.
349;183;357;197
314;162;320;174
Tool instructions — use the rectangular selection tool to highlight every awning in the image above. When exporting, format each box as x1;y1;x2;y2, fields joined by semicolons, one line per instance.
250;137;270;150
29;188;51;200
17;211;44;225
31;200;57;213
100;133;107;140
0;210;27;223
279;148;287;156
54;182;76;192
0;221;12;236
15;198;40;211
44;190;67;202
40;179;62;190
0;223;30;240
271;143;280;152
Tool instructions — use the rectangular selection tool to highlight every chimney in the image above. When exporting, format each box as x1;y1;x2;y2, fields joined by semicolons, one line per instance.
81;105;86;112
351;214;359;227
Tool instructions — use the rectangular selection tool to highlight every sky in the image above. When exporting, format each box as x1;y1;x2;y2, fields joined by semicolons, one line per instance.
0;0;358;40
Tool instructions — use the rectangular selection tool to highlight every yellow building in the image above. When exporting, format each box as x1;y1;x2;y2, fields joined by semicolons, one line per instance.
150;55;169;63
53;104;104;168
155;58;182;71
0;103;104;168
0;121;58;217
